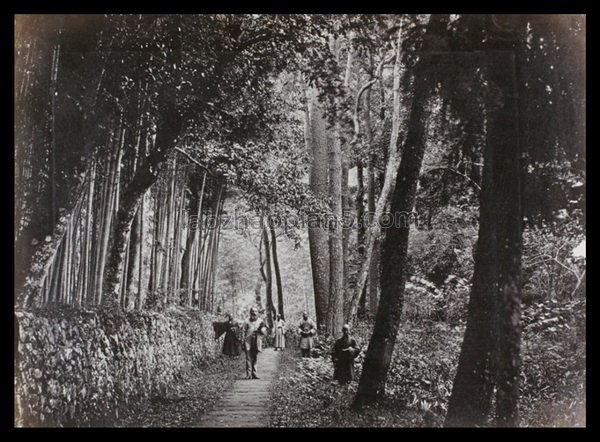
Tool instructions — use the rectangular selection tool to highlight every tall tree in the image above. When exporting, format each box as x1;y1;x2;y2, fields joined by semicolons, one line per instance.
262;215;277;328
270;219;285;319
445;14;527;427
364;86;380;315
353;14;450;408
341;34;355;307
327;114;345;336
306;87;330;329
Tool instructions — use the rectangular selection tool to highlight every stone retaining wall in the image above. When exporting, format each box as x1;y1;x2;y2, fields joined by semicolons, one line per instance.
14;306;220;427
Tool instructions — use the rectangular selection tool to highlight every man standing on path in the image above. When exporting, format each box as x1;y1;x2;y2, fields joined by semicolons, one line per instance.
243;307;268;379
298;312;316;358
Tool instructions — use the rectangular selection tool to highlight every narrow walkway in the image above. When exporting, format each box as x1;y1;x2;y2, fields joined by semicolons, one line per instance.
197;348;281;427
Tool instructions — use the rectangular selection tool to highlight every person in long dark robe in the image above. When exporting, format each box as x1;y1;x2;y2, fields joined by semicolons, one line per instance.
332;324;361;384
214;314;242;356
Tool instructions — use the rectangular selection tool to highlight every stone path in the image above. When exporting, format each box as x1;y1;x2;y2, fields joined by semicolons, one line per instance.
197;348;281;427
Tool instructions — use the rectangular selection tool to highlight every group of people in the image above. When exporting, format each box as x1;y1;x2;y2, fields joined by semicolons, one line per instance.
214;308;361;384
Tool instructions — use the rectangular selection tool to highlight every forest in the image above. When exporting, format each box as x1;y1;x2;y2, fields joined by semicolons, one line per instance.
14;14;585;428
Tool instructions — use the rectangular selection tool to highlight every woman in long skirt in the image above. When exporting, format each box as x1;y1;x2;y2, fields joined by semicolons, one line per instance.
275;314;285;351
214;313;242;356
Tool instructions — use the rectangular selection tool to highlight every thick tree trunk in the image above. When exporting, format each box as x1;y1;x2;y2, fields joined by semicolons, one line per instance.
102;111;183;303
353;85;431;407
444;115;500;425
368;234;381;315
305;86;330;329
262;216;276;328
445;43;523;430
492;51;523;426
353;15;448;408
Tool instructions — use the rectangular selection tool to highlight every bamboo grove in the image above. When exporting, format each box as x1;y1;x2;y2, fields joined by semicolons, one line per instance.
19;129;227;311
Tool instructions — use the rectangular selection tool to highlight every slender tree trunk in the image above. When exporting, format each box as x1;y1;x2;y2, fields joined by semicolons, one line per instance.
270;219;285;319
254;275;264;313
49;244;63;303
147;188;159;297
200;185;222;311
157;183;169;297
341;158;350;303
208;187;224;312
94;130;120;304
49;40;60;226
364;87;380;315
180;172;206;301
191;195;205;307
120;233;130;307
353;15;448;408
136;194;145;310
327;119;345;336
193;217;208;309
83;160;96;306
341;36;354;310
172;171;187;302
63;219;72;303
56;240;67;304
356;160;366;255
125;204;142;308
200;210;215;310
368;238;381;315
305;86;330;329
124;111;145;309
180;180;197;300
163;159;177;301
